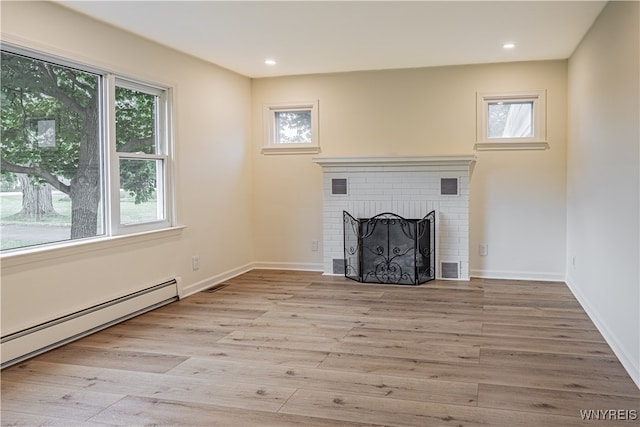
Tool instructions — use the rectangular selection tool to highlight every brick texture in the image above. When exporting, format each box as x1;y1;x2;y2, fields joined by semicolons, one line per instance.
320;167;471;280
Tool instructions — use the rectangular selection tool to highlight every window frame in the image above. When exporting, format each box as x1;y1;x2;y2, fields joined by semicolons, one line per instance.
262;100;319;155
110;77;173;235
0;43;176;254
476;90;548;151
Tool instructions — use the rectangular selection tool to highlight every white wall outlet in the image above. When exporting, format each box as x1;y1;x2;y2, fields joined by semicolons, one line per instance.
479;244;488;257
311;240;319;252
192;256;200;271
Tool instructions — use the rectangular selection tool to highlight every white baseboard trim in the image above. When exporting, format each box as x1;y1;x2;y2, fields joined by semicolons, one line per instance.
251;261;324;272
565;277;640;390
178;262;324;299
177;262;254;299
470;268;565;282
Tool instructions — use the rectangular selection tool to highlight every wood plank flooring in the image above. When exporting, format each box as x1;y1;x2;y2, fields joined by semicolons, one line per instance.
1;270;638;426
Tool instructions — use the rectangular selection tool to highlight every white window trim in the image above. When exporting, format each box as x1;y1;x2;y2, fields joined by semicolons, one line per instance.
262;100;320;155
0;226;185;268
476;90;548;151
0;42;177;256
110;77;174;235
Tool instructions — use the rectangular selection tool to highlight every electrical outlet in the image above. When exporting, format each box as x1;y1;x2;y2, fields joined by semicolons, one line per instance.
311;240;319;252
479;244;488;257
192;256;200;271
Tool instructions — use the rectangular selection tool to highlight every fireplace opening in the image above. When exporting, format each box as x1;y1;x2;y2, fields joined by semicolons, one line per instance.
343;211;435;285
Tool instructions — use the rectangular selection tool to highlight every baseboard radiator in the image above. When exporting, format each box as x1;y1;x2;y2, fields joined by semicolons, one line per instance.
1;279;179;369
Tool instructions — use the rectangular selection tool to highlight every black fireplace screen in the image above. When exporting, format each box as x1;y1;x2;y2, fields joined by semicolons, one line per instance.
343;211;435;285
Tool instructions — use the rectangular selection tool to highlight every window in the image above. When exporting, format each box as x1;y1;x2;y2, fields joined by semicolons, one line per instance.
113;80;170;231
262;101;319;154
0;47;173;252
476;90;547;150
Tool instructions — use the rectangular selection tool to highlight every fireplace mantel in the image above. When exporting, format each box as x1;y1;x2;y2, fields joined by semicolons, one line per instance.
312;155;476;171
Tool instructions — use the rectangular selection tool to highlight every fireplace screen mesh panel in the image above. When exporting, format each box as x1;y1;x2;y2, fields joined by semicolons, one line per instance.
343;211;435;285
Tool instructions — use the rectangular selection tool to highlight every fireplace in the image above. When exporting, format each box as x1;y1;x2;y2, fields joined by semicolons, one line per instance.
313;155;475;280
343;211;435;285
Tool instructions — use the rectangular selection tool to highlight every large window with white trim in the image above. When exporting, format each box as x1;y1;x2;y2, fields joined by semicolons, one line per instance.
0;47;174;251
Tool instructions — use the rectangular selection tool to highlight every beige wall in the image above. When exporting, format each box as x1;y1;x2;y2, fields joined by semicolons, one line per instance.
252;61;568;280
567;1;640;386
8;2;637;388
1;1;253;335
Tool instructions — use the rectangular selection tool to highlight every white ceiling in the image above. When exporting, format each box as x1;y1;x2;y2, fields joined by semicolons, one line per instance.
57;1;607;78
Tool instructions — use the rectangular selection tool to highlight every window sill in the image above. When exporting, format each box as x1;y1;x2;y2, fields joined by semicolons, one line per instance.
474;141;549;151
1;225;185;269
261;145;321;155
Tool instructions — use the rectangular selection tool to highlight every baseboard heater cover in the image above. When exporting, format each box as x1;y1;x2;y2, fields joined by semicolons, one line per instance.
1;279;178;369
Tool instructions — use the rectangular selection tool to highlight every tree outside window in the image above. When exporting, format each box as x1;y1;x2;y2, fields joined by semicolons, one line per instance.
0;49;172;251
476;90;547;151
262;101;319;154
274;110;312;144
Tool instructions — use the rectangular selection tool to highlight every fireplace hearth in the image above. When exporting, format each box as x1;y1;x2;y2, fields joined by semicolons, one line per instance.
343;211;435;285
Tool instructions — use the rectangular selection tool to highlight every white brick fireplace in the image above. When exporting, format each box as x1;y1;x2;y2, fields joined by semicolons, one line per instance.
313;155;476;280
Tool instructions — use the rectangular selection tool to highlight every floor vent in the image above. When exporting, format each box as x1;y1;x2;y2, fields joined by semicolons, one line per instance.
204;283;231;293
441;262;459;279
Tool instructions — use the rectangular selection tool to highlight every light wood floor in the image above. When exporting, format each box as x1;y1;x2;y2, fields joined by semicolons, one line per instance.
1;270;638;426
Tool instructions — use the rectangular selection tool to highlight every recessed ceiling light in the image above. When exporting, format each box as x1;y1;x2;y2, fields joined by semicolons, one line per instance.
264;59;277;66
503;43;516;49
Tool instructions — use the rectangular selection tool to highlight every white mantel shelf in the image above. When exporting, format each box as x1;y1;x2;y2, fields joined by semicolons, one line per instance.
312;155;476;170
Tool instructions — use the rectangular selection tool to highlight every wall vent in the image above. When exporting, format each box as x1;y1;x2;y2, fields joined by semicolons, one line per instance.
331;178;348;195
440;178;459;196
441;262;459;279
333;259;346;275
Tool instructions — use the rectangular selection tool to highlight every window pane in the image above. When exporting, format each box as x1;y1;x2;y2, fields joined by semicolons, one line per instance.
275;110;311;143
488;101;533;138
119;158;164;225
1;51;103;251
115;86;157;154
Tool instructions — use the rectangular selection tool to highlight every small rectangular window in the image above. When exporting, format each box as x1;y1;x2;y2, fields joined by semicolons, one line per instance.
274;110;312;144
262;101;319;154
487;101;533;138
476;90;547;150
